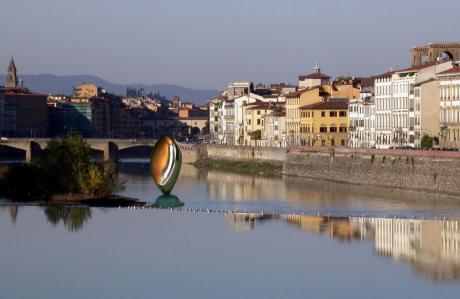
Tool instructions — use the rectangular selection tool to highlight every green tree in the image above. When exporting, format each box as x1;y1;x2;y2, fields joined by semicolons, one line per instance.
44;206;92;232
250;130;262;140
2;133;123;200
421;134;433;149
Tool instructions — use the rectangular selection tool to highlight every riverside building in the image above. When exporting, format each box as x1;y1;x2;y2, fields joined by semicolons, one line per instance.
348;98;375;148
438;65;460;148
375;60;454;149
0;57;48;137
299;99;349;147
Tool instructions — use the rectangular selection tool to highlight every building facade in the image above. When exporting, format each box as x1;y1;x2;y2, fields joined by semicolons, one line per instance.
299;100;348;147
263;111;286;147
298;64;330;89
348;99;375;148
438;66;460;148
1;58;48;137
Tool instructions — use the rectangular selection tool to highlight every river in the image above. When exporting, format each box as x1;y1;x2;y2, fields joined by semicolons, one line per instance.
1;161;460;298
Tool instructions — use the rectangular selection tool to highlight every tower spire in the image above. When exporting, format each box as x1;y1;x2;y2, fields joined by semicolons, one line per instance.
6;56;18;88
314;62;320;74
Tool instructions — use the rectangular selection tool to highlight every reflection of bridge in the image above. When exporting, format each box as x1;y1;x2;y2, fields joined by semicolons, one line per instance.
0;138;158;162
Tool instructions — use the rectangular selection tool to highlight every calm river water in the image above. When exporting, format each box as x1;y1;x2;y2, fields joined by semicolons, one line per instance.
1;161;460;298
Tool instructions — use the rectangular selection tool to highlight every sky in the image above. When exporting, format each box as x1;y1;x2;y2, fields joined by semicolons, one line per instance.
1;0;459;90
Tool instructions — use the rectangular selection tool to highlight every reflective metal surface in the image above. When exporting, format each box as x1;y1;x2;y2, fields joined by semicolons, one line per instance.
150;135;182;194
154;194;184;208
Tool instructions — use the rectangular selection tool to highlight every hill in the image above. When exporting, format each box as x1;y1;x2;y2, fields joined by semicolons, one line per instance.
0;74;221;104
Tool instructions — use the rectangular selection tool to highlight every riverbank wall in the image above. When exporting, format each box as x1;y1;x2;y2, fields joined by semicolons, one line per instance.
183;144;460;196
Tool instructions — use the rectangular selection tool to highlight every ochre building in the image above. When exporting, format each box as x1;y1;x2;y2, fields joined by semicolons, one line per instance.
299;100;348;147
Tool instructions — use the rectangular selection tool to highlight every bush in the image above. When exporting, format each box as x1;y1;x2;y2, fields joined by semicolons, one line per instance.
421;134;433;149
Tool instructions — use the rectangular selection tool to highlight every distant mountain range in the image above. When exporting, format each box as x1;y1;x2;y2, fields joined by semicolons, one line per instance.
0;74;221;104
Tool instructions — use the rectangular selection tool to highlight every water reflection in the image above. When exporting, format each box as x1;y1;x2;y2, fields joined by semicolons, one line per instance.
2;204;460;282
225;212;460;281
43;206;92;232
117;163;460;217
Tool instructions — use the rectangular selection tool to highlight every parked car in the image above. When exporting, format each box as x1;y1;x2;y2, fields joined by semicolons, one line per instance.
0;137;8;141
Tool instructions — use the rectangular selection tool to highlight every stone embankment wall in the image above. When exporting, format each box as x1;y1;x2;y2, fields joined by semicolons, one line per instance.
182;143;460;195
284;147;460;196
204;145;286;163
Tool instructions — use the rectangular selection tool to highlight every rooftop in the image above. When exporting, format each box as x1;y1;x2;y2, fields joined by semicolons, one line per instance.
299;72;331;81
437;66;460;76
300;101;348;110
285;86;323;98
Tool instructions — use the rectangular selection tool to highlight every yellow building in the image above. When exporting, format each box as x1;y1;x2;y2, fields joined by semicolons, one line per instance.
73;83;102;98
324;80;361;100
243;102;273;146
299;100;348;147
285;86;329;145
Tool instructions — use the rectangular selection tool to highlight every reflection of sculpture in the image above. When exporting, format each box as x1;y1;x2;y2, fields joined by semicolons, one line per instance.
150;135;182;194
44;206;92;232
154;194;184;209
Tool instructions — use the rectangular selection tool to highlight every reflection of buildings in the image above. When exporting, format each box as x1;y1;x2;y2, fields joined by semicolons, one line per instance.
224;212;460;281
9;205;18;225
351;217;460;281
283;214;361;241
224;213;276;231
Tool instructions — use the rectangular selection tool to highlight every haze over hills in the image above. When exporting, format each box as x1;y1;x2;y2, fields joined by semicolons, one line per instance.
0;74;221;104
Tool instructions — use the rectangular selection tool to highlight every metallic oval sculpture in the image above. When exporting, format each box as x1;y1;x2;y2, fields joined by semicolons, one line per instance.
150;135;182;194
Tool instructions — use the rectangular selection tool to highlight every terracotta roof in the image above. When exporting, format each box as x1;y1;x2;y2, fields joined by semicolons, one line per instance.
285;86;322;98
0;87;46;97
300;101;348;110
245;102;275;110
299;72;331;81
395;61;438;73
374;70;395;79
437;66;460;76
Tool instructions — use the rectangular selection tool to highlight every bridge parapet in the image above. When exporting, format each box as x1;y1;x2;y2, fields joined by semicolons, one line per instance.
0;138;158;162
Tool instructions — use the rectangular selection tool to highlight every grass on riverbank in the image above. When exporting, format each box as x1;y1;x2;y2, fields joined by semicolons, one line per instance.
194;159;283;176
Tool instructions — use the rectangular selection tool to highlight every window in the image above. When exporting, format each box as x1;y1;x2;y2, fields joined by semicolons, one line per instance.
339;126;347;132
320;126;327;133
321;111;326;117
339;111;347;117
257;119;261;125
331;139;335;146
330;111;337;117
257;110;261;115
341;139;345;146
330;126;337;132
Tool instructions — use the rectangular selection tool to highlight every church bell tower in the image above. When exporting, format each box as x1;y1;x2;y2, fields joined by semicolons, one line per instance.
6;57;18;88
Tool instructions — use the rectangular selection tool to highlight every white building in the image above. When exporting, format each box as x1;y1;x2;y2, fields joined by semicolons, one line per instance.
375;73;393;148
208;95;226;143
298;64;330;89
438;65;460;148
263;111;286;147
348;98;375;148
375;61;453;149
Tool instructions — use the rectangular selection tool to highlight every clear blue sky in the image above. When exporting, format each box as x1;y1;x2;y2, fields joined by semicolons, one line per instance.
1;0;459;89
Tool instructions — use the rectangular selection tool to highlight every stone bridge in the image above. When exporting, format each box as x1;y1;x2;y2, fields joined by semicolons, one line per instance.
0;138;158;162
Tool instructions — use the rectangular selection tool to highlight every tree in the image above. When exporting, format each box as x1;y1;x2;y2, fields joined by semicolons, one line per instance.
250;130;262;140
2;133;123;200
421;134;433;149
